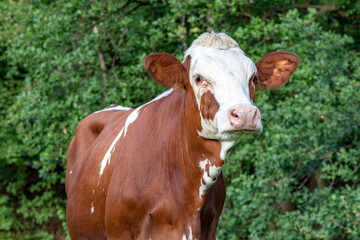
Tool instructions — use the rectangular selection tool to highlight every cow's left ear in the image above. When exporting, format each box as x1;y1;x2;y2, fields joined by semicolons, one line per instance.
144;52;186;88
255;51;300;89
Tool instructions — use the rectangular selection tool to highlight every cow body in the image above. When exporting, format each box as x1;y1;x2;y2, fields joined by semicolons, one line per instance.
67;89;225;239
66;32;299;239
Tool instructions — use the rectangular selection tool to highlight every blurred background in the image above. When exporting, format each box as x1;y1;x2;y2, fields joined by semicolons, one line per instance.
0;0;359;239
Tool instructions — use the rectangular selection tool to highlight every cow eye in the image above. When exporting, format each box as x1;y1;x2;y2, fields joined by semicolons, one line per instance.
194;75;203;83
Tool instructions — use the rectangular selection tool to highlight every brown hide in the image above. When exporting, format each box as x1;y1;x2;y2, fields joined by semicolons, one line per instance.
66;48;299;239
66;56;225;240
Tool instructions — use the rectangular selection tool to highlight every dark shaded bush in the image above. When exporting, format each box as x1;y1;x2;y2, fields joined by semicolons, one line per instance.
0;1;359;239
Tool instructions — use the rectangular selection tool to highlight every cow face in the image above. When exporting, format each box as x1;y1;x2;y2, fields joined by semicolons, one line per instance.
144;33;299;142
185;46;299;141
186;47;260;140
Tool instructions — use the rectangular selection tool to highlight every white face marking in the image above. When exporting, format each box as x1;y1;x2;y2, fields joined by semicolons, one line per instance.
197;115;216;139
98;89;173;177
69;170;72;175
199;158;223;198
186;46;261;141
91;201;94;214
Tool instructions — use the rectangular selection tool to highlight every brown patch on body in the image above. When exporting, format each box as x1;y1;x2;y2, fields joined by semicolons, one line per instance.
200;91;220;120
67;52;226;239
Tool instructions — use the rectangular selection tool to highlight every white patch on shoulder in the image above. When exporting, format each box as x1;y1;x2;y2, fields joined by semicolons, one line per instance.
99;127;124;176
94;105;131;113
199;158;223;198
95;88;172;114
123;108;140;137
99;89;174;177
149;89;174;103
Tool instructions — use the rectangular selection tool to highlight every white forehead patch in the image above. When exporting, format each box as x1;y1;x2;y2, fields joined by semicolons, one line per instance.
188;46;257;107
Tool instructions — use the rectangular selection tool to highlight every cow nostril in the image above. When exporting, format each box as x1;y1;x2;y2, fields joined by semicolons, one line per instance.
228;106;260;130
231;110;239;119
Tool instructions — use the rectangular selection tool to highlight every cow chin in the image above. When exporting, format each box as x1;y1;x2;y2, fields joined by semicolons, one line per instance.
223;127;262;140
218;121;263;139
198;129;262;142
198;118;263;141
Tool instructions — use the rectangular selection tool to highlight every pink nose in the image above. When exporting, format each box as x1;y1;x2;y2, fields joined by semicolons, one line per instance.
228;105;260;130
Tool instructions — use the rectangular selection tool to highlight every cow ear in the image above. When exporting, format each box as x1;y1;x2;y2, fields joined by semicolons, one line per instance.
144;52;186;88
255;51;299;89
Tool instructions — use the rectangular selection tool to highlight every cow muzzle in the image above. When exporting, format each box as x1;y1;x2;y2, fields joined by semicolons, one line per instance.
228;105;261;131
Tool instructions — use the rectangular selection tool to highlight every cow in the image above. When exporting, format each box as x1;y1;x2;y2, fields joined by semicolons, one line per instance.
66;32;299;240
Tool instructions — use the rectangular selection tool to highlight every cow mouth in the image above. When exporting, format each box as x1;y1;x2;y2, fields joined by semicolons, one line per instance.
232;127;262;134
215;128;262;141
199;116;262;141
232;128;262;136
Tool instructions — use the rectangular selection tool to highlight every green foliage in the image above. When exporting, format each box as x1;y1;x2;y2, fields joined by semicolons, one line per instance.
0;0;359;239
220;9;360;240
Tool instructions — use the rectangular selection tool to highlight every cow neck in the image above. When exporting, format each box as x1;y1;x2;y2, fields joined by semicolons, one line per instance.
146;86;223;206
182;56;225;204
183;84;224;203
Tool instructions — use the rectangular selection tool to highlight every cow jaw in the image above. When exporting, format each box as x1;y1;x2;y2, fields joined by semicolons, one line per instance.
187;46;263;141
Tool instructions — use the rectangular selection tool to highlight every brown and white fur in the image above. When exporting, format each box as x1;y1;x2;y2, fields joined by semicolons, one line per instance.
66;32;299;240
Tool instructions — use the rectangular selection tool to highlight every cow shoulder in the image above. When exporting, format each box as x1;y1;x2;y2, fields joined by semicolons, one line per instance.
68;108;132;168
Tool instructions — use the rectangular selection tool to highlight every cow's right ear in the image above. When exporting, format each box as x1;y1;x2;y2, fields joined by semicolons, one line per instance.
144;53;187;88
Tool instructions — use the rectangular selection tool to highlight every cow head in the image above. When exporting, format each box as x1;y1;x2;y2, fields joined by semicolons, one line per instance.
144;32;299;142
